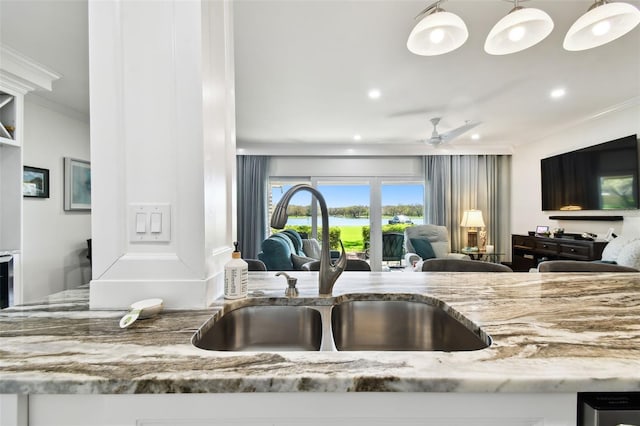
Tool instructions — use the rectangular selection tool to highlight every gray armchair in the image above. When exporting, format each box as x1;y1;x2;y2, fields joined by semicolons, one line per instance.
404;224;469;267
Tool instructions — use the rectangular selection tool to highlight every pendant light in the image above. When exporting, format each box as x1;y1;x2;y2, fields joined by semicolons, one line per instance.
484;0;554;55
407;1;468;56
564;0;640;51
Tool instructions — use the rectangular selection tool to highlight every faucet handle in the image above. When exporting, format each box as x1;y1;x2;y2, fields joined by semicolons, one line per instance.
275;272;299;297
333;239;348;273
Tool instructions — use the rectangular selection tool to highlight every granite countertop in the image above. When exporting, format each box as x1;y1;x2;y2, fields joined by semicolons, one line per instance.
1;272;639;394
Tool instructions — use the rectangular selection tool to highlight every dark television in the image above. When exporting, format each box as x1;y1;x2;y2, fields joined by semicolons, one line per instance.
541;134;639;211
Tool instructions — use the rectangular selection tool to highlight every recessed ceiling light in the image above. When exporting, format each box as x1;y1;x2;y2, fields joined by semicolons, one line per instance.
353;134;362;141
471;133;480;140
368;89;381;99
550;88;566;99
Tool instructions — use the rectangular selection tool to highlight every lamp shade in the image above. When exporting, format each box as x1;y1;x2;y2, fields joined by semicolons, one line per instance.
563;1;640;51
407;9;468;56
484;7;554;55
460;209;485;228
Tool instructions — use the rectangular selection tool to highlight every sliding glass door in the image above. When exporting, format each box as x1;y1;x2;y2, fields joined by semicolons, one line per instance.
316;181;370;258
268;177;424;271
380;181;425;268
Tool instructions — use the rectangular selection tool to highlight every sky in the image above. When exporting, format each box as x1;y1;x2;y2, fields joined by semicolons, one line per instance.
272;183;424;207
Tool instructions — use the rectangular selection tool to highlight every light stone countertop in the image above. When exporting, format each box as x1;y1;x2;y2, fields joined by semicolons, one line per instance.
1;271;639;394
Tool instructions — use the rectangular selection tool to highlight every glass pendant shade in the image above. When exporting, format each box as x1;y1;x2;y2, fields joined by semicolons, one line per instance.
484;7;554;55
407;10;469;56
563;1;640;51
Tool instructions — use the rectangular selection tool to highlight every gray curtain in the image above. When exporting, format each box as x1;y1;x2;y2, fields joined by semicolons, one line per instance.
237;155;270;259
425;155;511;256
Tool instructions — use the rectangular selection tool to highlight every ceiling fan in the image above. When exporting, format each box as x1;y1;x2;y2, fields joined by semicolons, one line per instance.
425;117;480;146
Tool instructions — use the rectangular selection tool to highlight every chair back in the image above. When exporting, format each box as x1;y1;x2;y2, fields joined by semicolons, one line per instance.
382;233;404;262
422;258;512;272
538;260;638;272
245;259;267;271
302;259;371;271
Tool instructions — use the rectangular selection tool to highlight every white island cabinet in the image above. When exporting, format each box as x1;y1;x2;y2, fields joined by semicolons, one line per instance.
21;393;574;425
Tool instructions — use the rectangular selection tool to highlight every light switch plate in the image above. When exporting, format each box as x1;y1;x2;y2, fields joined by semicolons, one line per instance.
129;204;171;242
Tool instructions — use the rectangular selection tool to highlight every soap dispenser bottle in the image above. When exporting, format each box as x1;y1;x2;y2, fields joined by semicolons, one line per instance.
224;242;248;299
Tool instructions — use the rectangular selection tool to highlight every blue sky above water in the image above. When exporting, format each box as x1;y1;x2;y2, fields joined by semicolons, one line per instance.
272;184;424;207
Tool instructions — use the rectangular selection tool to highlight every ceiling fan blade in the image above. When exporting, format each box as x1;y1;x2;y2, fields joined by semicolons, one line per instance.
440;121;481;143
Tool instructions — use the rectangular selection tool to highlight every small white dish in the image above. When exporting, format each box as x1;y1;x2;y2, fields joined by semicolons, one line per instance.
119;298;164;328
131;298;164;319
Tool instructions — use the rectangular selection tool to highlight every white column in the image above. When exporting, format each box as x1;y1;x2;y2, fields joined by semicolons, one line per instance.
88;0;235;309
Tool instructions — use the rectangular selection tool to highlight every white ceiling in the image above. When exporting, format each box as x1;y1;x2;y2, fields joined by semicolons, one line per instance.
2;0;639;154
0;0;89;119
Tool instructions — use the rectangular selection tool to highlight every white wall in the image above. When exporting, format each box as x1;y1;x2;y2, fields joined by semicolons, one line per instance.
21;98;91;302
512;103;640;239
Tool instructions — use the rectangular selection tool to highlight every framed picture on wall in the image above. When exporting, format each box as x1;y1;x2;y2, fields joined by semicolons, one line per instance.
23;166;50;198
64;157;91;211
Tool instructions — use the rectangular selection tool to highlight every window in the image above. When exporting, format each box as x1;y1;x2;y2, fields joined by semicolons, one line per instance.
269;179;312;235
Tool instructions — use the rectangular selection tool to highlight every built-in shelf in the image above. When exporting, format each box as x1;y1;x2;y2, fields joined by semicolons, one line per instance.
0;93;15;141
548;215;624;221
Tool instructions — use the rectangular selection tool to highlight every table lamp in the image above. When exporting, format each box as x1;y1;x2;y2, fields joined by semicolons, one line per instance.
460;209;485;249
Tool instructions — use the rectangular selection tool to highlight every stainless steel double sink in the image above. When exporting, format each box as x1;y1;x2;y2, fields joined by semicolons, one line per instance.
192;293;491;352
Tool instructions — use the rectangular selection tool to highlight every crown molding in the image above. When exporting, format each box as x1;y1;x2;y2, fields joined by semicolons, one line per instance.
522;96;640;146
0;44;61;94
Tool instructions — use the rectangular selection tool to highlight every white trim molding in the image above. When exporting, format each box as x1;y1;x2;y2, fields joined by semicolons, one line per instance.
0;44;61;94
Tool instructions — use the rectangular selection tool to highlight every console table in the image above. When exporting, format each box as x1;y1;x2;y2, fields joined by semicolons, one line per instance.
511;234;608;272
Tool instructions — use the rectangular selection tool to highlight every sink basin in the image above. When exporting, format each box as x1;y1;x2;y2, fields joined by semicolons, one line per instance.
193;295;490;352
192;305;323;351
331;299;489;351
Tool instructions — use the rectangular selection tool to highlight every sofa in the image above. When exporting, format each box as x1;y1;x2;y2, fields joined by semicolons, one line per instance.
257;229;322;271
598;235;640;270
536;235;640;272
403;224;469;268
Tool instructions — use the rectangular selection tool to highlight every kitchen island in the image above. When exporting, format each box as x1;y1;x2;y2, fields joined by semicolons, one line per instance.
1;272;639;424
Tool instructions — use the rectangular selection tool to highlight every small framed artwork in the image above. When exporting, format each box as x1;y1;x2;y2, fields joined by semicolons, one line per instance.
64;157;91;211
23;166;50;198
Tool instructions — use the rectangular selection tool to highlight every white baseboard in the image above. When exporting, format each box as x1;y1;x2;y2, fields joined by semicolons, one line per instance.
89;273;222;310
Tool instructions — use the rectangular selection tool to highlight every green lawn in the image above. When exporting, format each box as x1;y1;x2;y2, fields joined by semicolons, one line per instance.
334;224;415;253
339;226;366;252
285;220;417;253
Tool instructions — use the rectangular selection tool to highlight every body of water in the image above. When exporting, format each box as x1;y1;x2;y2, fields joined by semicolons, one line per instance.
287;216;424;227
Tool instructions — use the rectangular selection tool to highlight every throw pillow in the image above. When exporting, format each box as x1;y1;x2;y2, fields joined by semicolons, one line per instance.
260;237;294;270
410;238;436;260
614;240;640;269
281;229;304;255
302;238;322;260
601;236;633;262
291;254;317;270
